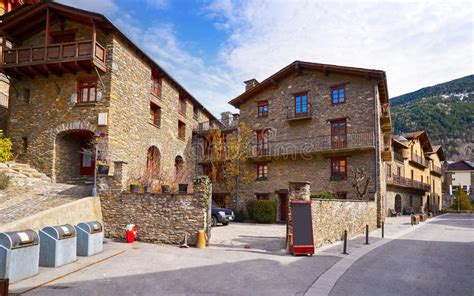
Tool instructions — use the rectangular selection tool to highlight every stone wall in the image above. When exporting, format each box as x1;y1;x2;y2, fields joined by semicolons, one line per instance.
0;74;8;132
100;176;212;245
311;199;377;247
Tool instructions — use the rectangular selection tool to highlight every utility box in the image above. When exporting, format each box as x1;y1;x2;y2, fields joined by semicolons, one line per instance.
39;224;77;267
0;230;40;283
75;221;103;257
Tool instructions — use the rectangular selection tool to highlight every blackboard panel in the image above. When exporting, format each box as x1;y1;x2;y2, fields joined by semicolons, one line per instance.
291;201;314;252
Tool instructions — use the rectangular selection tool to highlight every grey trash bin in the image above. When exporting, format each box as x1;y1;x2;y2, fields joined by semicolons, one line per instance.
0;230;39;283
75;221;103;257
39;224;77;267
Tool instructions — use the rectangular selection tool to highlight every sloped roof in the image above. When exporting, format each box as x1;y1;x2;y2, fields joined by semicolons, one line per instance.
426;145;446;161
400;130;432;152
446;160;474;171
0;1;217;121
229;60;389;107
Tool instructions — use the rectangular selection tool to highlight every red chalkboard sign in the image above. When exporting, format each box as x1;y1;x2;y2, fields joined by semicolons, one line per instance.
290;200;314;256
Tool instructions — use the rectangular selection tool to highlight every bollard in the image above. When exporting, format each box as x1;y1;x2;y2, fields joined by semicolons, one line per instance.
365;225;369;245
342;230;348;255
382;222;385;238
196;230;206;249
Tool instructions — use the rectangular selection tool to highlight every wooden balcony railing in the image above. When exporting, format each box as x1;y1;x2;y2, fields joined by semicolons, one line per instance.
410;154;429;168
394;151;404;162
430;165;442;176
2;40;106;69
249;131;374;158
387;175;430;191
195;119;239;133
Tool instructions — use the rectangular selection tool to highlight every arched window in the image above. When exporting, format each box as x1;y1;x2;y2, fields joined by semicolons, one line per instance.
146;146;161;179
175;155;184;178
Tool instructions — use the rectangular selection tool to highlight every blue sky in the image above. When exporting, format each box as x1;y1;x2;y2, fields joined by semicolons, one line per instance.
58;0;474;117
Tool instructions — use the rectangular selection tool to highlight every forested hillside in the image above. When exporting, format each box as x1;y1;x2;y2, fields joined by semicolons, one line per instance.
391;75;474;161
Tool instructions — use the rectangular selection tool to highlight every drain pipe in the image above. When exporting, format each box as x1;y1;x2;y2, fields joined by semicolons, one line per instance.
373;83;381;227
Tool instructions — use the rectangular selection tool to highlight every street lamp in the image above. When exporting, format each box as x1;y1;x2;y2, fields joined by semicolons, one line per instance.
91;131;101;197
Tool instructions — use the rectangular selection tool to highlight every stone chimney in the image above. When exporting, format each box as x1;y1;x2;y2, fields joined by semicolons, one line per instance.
244;79;259;91
220;111;233;126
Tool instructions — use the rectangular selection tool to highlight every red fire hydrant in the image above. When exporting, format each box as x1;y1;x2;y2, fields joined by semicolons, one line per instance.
125;224;137;243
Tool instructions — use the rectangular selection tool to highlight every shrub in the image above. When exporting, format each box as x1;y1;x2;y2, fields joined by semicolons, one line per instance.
0;130;12;163
234;209;246;222
251;200;276;223
450;187;472;211
0;173;9;190
246;200;255;220
310;192;336;199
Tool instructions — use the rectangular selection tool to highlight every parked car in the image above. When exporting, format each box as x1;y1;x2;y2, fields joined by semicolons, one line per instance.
211;204;235;226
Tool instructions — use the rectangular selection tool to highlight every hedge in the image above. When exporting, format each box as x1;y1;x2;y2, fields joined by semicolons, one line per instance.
252;200;276;223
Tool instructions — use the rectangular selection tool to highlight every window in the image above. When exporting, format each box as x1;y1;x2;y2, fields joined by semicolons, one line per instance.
179;95;186;116
331;86;345;104
193;105;198;120
77;79;97;103
257;100;269;117
21;137;28;154
151;75;161;97
336;191;347;199
256;163;268;179
331;157;347;180
22;88;30;104
411;170;414;180
150;103;161;127
178;121;186;140
256;194;270;200
421;175;423;184
397;167;401;176
256;129;269;155
175;155;184;178
433;180;435;193
294;93;308;115
387;164;392;178
330;119;347;148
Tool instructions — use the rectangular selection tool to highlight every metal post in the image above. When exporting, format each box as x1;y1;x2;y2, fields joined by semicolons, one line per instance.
343;230;348;255
92;143;98;197
365;224;369;245
381;222;385;238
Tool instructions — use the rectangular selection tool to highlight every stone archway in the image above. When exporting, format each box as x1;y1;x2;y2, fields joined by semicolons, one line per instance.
146;146;161;180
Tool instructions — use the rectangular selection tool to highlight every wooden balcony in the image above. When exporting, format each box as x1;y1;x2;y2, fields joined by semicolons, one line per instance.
380;103;391;131
394;151;404;163
387;175;430;192
409;154;429;169
249;131;375;159
1;40;107;78
430;165;442;176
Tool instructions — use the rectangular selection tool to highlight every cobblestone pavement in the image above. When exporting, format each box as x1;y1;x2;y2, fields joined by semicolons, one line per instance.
0;183;91;225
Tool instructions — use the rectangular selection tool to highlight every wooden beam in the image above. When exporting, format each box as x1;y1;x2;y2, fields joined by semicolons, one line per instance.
91;19;96;59
61;62;77;75
32;65;49;77
16;67;34;79
324;67;330;76
44;7;50;60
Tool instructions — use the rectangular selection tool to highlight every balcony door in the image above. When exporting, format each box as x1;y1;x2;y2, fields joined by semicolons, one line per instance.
256;130;269;155
331;119;347;148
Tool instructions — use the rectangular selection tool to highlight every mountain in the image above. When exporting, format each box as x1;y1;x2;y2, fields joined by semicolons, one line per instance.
391;75;474;161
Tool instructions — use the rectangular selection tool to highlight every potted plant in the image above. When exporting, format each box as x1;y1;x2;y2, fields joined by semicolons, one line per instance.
97;161;110;175
129;181;140;193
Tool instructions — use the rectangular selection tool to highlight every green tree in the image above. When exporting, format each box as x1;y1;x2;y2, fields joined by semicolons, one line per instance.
0;130;12;162
451;187;472;211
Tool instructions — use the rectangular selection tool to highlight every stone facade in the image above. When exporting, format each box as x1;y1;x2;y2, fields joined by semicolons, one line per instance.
202;65;389;226
0;75;8;132
311;199;377;247
100;176;212;245
4;11;213;187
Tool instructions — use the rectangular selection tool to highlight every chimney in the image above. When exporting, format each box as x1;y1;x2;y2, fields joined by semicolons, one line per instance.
244;79;259;91
220;111;232;126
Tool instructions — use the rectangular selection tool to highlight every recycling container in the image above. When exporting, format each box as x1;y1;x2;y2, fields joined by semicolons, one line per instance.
75;221;103;257
0;230;39;283
39;224;77;267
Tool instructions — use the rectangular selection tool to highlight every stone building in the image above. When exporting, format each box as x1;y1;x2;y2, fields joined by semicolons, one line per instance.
386;131;445;214
0;2;216;188
442;160;473;207
197;61;392;224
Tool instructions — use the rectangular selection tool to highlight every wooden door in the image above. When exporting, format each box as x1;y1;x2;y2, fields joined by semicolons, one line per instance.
279;193;288;221
331;119;347;148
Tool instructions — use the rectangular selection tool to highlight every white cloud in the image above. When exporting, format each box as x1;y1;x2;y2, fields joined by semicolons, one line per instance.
206;0;474;98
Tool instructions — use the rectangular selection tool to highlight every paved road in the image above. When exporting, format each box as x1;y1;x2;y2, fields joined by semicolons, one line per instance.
330;214;474;296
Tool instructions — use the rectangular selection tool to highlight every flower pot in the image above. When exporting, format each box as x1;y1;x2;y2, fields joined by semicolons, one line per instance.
178;183;188;193
144;185;152;193
161;185;170;193
130;184;139;193
98;164;110;175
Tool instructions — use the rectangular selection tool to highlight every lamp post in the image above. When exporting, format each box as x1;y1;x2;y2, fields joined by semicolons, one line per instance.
91;131;101;197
